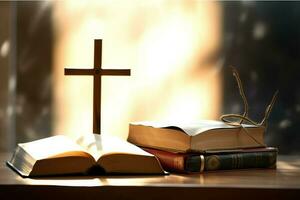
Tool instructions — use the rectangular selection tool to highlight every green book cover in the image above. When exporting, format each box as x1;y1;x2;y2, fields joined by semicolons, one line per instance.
185;148;278;172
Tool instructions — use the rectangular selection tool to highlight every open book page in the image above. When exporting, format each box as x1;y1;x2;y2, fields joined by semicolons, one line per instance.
131;120;259;136
20;135;90;160
76;134;153;161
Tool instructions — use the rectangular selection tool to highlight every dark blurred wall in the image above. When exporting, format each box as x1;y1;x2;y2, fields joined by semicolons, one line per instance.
0;2;11;151
15;1;53;144
0;2;53;150
0;1;53;151
222;2;300;154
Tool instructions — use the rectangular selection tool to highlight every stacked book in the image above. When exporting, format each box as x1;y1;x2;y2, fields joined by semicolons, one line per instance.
127;120;277;173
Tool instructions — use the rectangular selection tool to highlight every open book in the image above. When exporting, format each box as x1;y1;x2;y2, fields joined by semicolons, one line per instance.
7;134;165;177
128;120;266;153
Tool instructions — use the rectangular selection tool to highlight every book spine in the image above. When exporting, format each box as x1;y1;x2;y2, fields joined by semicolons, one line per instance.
186;151;277;172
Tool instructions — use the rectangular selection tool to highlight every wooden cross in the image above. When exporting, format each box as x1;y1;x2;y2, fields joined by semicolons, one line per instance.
64;39;131;134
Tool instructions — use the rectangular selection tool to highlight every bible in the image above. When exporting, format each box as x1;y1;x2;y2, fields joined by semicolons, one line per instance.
143;147;277;173
7;134;165;177
128;120;265;153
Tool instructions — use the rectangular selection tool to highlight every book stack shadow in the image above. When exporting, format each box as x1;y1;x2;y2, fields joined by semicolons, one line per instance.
127;121;277;173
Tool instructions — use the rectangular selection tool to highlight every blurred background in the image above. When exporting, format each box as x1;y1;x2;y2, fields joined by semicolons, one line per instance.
0;1;299;154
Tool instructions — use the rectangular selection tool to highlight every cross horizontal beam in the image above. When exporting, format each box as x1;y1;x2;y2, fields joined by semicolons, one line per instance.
101;69;131;76
65;68;131;76
65;69;94;75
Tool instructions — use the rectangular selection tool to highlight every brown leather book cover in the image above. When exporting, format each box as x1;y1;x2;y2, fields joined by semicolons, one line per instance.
142;147;189;173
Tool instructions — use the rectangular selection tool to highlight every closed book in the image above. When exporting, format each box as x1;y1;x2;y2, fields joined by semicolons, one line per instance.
143;147;278;173
128;120;265;153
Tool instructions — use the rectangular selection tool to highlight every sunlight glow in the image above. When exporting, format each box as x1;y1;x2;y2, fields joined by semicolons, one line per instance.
52;1;222;139
0;40;10;58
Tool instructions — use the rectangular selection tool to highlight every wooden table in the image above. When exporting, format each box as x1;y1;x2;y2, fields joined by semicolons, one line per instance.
0;153;300;200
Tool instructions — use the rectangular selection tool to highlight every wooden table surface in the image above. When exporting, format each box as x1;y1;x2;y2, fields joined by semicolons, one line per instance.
1;152;300;200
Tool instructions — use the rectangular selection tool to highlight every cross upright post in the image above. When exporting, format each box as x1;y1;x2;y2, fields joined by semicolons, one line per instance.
64;39;131;134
